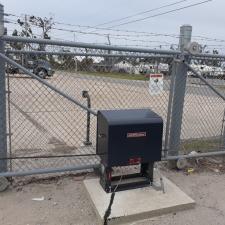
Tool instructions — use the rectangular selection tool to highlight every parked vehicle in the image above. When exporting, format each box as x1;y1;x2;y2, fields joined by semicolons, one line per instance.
188;64;225;79
6;59;54;79
32;60;54;79
6;64;19;74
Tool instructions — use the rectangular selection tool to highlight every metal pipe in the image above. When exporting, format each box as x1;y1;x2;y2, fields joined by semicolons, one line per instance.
0;163;100;177
82;90;92;146
2;35;180;55
168;56;190;158
167;25;192;169
179;25;192;52
221;109;225;148
6;47;225;61
192;53;225;60
184;62;225;102
6;49;174;59
6;68;12;172
0;53;98;116
162;150;225;161
164;59;177;156
1;149;225;177
0;4;7;173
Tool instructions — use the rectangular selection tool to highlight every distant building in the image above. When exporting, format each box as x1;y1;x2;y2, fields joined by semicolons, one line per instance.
113;60;137;74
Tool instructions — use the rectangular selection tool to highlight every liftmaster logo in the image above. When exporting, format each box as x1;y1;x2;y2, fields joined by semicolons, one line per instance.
127;132;147;138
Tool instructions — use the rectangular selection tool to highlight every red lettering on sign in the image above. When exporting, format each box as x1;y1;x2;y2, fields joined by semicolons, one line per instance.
129;157;141;165
145;73;163;78
150;74;163;78
127;132;146;138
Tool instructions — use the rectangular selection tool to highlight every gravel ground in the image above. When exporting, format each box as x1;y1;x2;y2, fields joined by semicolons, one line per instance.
7;72;225;172
1;167;225;225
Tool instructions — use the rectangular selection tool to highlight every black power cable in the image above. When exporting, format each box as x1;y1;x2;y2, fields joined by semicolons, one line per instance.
103;192;115;225
103;175;123;225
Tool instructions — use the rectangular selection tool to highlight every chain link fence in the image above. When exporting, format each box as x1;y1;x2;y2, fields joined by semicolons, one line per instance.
181;60;225;154
1;24;225;176
5;49;173;173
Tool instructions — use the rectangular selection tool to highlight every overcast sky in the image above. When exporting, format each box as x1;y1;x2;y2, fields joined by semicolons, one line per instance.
0;0;224;51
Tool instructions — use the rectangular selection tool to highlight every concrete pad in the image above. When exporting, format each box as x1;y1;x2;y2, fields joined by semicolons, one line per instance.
84;176;195;225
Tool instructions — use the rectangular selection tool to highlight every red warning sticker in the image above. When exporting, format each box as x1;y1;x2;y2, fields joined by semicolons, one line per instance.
129;157;141;165
127;132;146;138
150;74;163;78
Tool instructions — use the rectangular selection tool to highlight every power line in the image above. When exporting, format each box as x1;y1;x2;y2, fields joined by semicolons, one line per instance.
3;7;218;42
8;18;177;45
52;27;175;43
6;21;176;48
5;18;177;47
83;0;191;30
108;36;173;45
194;36;225;43
53;23;180;38
6;5;225;46
108;0;213;28
5;12;181;39
7;18;225;48
4;19;18;25
47;23;225;46
4;13;18;17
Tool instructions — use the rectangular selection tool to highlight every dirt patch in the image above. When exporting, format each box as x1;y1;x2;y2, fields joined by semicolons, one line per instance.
1;163;225;225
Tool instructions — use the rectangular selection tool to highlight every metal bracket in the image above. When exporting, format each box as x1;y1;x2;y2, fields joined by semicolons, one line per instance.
152;177;165;194
173;59;182;63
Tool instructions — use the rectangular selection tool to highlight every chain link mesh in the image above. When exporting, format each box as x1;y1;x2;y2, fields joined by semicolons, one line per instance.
181;60;225;154
5;48;172;172
4;42;225;174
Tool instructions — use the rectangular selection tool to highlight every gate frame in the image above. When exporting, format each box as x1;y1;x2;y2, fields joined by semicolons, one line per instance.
0;4;7;173
0;8;225;176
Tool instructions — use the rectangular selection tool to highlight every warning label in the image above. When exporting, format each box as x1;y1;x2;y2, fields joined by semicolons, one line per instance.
149;73;164;95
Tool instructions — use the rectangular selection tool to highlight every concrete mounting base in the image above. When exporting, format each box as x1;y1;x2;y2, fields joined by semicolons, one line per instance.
84;176;195;225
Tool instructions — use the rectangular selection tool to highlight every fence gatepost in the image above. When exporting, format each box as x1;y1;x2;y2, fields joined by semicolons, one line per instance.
167;25;192;168
0;4;7;173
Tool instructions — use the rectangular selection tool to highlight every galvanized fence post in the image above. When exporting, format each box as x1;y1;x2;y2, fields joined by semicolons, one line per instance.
0;4;8;173
221;109;225;149
167;25;192;167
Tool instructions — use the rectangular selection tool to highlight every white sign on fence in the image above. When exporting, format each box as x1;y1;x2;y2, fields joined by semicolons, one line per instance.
148;73;164;95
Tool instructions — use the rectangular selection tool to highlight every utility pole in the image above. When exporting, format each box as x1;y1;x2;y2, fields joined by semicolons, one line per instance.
106;34;112;72
107;34;111;46
22;14;29;65
25;14;28;37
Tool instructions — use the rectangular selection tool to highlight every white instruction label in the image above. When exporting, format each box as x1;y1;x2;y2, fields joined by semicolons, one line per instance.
149;73;163;95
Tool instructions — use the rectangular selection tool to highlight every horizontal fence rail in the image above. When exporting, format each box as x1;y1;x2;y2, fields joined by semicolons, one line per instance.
2;35;181;55
1;150;225;177
6;49;174;59
5;37;225;60
0;164;99;177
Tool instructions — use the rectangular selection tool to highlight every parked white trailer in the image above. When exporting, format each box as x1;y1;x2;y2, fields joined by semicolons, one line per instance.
188;64;225;79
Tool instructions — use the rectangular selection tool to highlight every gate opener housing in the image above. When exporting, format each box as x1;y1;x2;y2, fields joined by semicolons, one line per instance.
96;109;163;193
